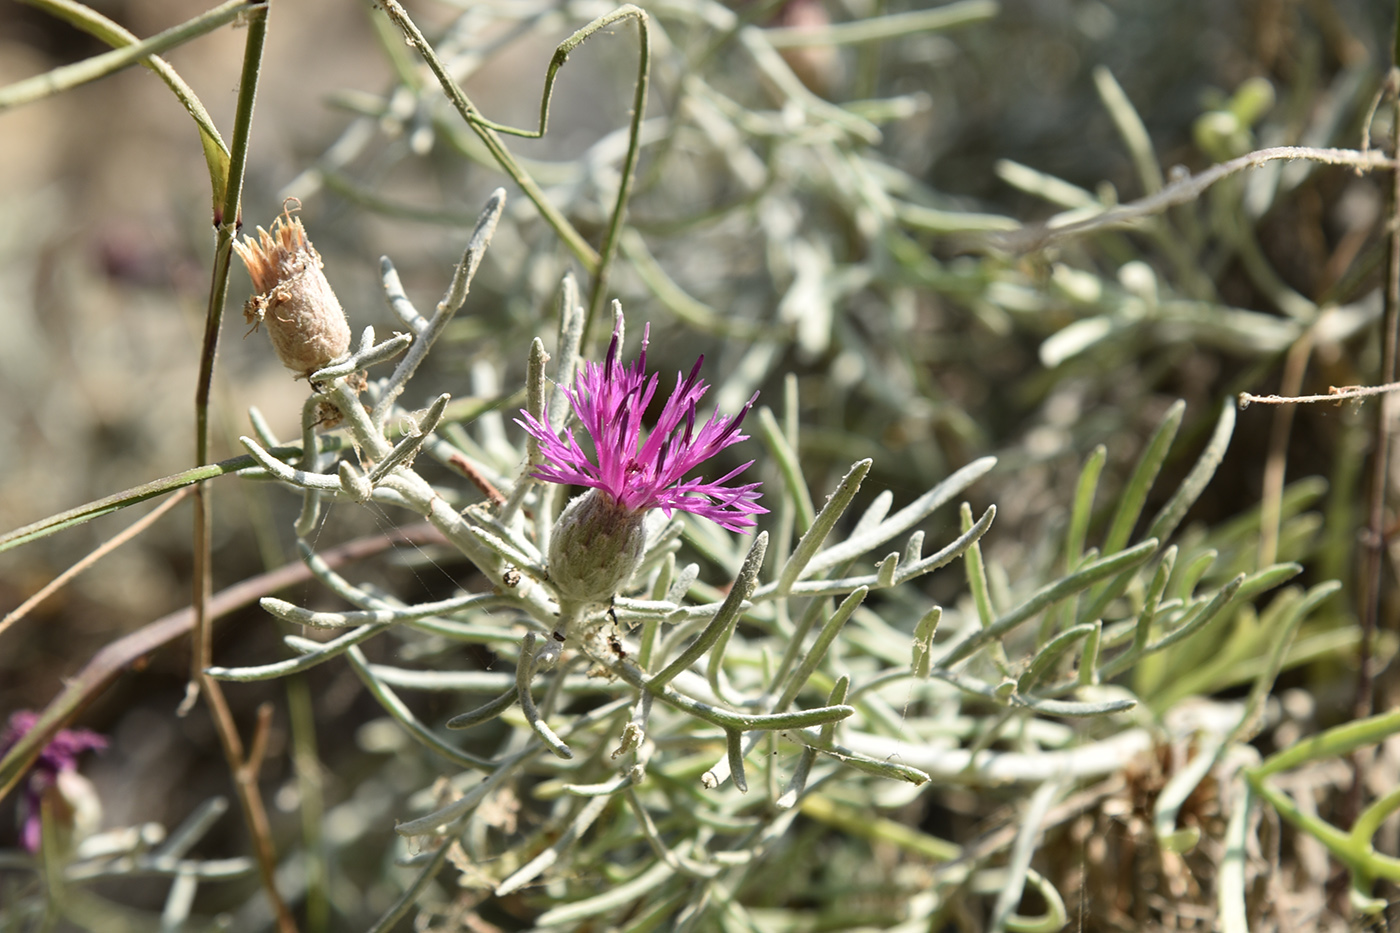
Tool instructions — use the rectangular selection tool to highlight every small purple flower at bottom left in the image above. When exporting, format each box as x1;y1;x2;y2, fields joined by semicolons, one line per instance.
1;710;107;853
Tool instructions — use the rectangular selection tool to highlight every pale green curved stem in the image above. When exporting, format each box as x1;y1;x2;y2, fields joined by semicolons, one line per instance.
17;0;231;213
0;0;256;114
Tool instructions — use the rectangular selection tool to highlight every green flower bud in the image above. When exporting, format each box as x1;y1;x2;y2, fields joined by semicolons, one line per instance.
547;489;648;604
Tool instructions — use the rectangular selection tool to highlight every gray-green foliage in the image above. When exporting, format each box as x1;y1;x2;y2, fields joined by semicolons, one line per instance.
217;172;1343;929
3;0;1394;929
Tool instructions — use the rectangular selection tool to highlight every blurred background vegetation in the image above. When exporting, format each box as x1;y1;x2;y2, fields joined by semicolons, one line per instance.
3;0;1400;930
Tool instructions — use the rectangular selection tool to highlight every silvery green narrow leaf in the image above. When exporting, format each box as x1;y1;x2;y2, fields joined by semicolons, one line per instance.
941;538;1158;667
995;159;1099;209
534;859;676;927
989;780;1063;933
550;272;585;433
651;532;767;688
793;734;930;786
1147;574;1246;651
371;189;505;430
1144;399;1235;545
924;667;1001;701
875;552;899;587
705;572;753;698
853;490;894;537
1155;729;1226;854
627;787;718;877
1094;65;1163;194
338;461;371;503
1159;301;1301;353
911;605;942;678
1133;547;1177;651
777;238;833;357
395;701;631;843
368;393;449;483
1210;475;1326;552
775;743;815;809
776;681;845;804
393;751;532;840
803;456;995;577
206;622;392;681
771;506;993;598
445;689;516;730
364;839;455;933
903;530;924;565
239;437;341;490
1067;445;1106;568
461;522;544;577
771;589;831;690
1039;315;1119;368
160;870;199;929
726;729;748;793
897;202;1019;233
895;505;995;585
563;775;632;797
1075;535;1185;629
1015;693;1135;717
266;588;504;629
1219;775;1254;933
650;552;674;601
301;538;375;603
757;405;815;531
369;668;518;692
496;793;612;895
380;256;428;333
1044;444;1106;643
1017;623;1097;693
1101;400;1184;559
517;633;571;759
154;797;230;862
1077;620;1102;686
985;867;1068;933
247;406;279;447
1229;580;1340;745
774;587;867;711
345;647;493;770
310;330;413;382
1173;549;1219;603
635;519;685;580
776;460;871;596
499;338;550;524
1251;707;1400;782
961;502;995;629
666;563;699;604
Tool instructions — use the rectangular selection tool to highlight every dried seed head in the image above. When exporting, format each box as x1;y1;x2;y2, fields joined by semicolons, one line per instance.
233;199;351;379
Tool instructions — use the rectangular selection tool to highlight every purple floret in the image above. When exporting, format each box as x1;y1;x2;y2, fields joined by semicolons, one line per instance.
517;318;766;533
2;710;106;852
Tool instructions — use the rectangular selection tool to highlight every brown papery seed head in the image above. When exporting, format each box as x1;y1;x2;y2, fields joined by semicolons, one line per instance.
233;199;351;379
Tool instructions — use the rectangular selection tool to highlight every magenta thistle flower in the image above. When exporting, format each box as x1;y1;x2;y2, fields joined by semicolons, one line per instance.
517;320;766;534
1;711;106;852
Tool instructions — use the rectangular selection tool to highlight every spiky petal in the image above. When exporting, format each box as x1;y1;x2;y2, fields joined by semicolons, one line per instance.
517;318;766;533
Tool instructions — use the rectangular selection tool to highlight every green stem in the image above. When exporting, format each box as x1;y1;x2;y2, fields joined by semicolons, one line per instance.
0;0;258;111
763;0;997;48
377;0;599;273
581;7;651;348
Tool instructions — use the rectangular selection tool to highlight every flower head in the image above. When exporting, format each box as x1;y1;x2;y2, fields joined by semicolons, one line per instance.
233;199;351;379
1;711;106;852
517;317;766;534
